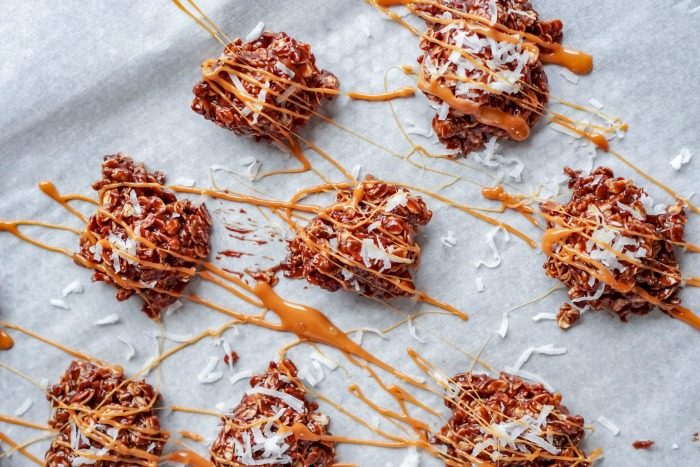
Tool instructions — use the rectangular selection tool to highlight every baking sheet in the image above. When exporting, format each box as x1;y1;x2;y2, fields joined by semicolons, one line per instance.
1;0;699;465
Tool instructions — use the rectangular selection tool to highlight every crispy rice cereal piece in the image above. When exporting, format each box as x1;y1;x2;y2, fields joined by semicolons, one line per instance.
416;0;563;155
284;177;432;299
210;360;335;466
78;154;211;319
435;372;587;466
192;31;339;144
541;167;687;321
45;360;167;467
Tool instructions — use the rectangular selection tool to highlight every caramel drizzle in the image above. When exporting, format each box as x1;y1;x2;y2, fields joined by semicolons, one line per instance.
417;71;530;141
253;282;425;386
481;185;539;226
0;330;13;350
0;415;51;431
347;86;416;101
550;114;609;151
178;430;205;443
0;322;115;369
0;431;44;465
165;450;212;466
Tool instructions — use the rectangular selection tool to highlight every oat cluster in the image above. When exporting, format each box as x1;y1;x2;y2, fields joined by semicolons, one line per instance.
541;167;687;323
78;154;211;319
45;360;167;467
435;372;587;466
210;360;336;466
284;177;432;299
416;0;563;155
192;31;339;144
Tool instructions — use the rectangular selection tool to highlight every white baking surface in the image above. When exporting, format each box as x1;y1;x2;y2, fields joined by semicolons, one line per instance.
1;1;699;465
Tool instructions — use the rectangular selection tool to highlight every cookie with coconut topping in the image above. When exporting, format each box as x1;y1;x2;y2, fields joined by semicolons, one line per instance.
415;0;562;155
284;176;432;299
434;372;590;466
192;31;339;146
210;360;336;467
540;167;687;324
45;360;168;466
78;154;211;319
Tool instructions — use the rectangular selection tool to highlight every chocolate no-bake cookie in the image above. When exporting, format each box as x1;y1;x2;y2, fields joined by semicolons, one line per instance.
541;167;686;324
45;360;167;466
79;154;211;319
210;360;335;466
435;372;588;466
416;0;563;155
192;31;339;145
284;177;432;299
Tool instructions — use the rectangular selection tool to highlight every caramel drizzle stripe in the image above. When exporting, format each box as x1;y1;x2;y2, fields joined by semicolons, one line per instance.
0;432;44;465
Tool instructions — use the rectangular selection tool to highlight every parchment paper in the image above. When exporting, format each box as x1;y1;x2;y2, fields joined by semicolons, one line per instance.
1;1;699;465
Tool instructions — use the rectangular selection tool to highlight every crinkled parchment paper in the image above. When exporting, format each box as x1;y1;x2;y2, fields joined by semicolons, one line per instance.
1;1;699;465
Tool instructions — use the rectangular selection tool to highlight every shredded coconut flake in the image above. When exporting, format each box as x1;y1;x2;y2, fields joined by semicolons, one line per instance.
404;120;433;138
588;98;604;110
244;22;265;42
164;300;183;317
94;314;120;326
117;337;136;361
310;351;338;370
357;14;372;37
670;147;692;171
437;101;450;120
407;317;427;344
440;230;457;247
173;177;196;187
473;226;509;269
531;312;558;322
508;344;567;372
559;69;580;84
246;387;305;413
61;280;84;297
597;415;620;435
198;356;224;384
128;190;142;216
230;369;254;385
385;191;409;211
274;60;295;77
496;312;509;338
49;298;70;310
360;238;412;271
488;0;498;25
475;276;485;292
14;398;33;416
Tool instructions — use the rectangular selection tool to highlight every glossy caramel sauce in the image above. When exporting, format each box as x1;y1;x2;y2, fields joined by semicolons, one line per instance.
347;87;416;101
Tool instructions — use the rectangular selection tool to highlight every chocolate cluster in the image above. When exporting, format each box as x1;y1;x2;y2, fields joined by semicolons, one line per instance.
192;32;339;144
435;372;588;466
45;360;167;466
79;154;211;319
284;177;432;299
416;0;563;155
210;360;335;466
541;167;686;324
